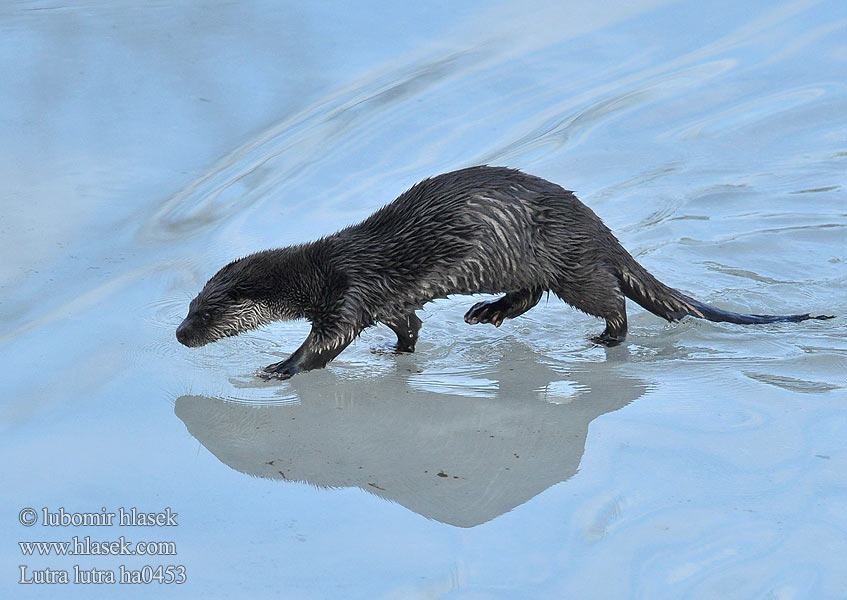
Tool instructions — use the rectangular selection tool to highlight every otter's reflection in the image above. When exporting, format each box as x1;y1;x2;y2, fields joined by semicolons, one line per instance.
175;344;646;527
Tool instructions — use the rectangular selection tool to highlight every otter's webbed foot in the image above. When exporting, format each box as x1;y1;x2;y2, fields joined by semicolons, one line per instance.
464;289;543;327
370;343;412;355
589;331;626;347
589;312;627;347
379;313;421;353
259;359;302;380
465;300;509;327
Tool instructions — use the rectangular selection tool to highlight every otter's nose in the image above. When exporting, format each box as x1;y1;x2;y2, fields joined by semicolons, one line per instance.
175;321;190;346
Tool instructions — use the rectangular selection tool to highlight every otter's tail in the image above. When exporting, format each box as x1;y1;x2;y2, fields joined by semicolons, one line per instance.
617;258;834;325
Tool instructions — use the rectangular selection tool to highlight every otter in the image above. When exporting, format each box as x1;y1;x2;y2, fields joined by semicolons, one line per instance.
176;166;833;379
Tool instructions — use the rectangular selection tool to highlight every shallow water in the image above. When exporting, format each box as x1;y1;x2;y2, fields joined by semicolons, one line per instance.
2;1;846;598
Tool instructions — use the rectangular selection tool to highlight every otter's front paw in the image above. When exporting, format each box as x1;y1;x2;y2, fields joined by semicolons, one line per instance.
258;361;301;380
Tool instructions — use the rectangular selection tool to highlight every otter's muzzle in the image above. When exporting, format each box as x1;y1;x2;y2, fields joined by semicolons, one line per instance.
176;320;201;347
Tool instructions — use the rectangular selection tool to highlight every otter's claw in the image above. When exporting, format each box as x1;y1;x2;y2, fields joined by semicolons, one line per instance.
464;301;507;327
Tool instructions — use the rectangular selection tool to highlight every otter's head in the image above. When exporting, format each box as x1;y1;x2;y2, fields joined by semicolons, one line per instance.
176;251;302;348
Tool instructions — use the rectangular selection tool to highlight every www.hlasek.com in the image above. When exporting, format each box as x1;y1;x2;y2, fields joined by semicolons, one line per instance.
18;507;187;585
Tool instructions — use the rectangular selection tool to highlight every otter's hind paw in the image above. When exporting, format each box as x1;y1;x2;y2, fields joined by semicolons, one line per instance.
589;332;625;347
464;301;507;327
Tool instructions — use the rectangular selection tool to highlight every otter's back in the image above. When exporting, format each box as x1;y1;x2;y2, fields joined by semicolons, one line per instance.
337;166;583;306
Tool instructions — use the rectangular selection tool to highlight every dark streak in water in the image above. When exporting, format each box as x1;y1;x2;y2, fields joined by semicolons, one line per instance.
789;185;840;194
744;371;841;394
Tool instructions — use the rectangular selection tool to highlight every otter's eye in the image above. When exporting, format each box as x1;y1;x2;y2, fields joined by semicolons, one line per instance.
201;312;211;322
